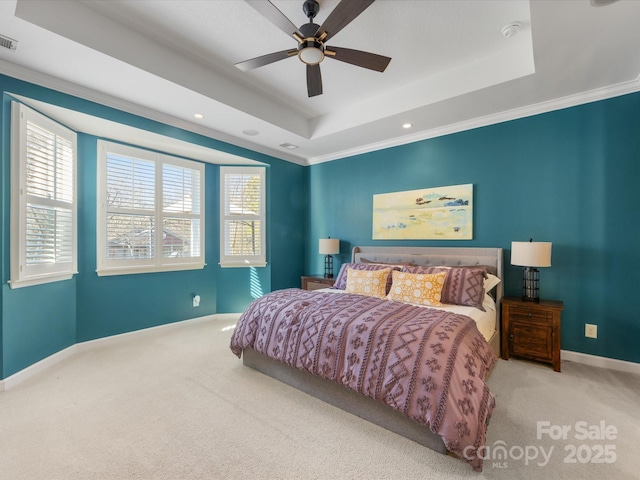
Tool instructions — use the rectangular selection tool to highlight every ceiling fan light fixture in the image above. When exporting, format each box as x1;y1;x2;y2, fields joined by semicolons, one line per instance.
298;38;324;65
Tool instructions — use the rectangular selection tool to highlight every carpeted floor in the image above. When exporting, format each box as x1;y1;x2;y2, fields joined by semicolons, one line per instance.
0;316;638;480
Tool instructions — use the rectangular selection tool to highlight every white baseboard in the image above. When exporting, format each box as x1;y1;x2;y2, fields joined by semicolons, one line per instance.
4;319;631;393
562;349;640;376
0;344;77;392
75;314;221;352
0;313;242;392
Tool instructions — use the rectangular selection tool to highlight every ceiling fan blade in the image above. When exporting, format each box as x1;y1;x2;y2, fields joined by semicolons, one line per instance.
235;49;296;71
315;0;375;42
307;64;323;97
245;0;302;40
327;46;391;72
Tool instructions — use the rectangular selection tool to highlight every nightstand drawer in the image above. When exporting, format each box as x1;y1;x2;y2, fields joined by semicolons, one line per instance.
510;306;551;324
301;275;335;290
306;280;331;291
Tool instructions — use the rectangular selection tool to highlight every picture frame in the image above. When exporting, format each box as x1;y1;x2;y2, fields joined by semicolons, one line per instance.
372;184;473;240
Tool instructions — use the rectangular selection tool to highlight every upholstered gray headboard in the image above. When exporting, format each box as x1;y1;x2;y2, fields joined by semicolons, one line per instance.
351;246;504;304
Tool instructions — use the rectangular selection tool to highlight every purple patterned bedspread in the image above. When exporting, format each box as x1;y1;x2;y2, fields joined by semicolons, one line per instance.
230;288;496;471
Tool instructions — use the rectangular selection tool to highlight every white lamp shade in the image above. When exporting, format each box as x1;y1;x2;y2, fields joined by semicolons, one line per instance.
319;238;340;255
511;241;552;267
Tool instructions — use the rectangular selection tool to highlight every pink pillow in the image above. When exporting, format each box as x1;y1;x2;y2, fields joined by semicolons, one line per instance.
401;266;487;310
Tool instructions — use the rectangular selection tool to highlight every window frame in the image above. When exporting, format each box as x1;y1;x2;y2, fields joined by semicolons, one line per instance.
10;101;78;289
219;166;266;268
96;140;205;276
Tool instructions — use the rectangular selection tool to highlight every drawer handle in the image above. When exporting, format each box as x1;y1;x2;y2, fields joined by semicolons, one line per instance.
528;314;533;319
509;334;514;341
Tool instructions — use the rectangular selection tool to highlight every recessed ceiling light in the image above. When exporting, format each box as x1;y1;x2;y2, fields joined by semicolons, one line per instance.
501;23;521;38
279;142;299;150
242;129;260;136
590;0;620;6
194;113;204;119
402;123;413;129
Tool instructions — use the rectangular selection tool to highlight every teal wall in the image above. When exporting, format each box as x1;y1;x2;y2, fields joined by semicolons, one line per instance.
307;93;640;364
74;134;221;341
0;74;306;378
1;280;76;376
2;70;638;379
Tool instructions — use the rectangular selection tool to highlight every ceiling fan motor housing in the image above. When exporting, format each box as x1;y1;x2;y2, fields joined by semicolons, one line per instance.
303;0;320;20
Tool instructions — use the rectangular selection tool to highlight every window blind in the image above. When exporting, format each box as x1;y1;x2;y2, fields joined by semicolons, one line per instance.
220;166;266;267
97;140;205;275
11;101;77;288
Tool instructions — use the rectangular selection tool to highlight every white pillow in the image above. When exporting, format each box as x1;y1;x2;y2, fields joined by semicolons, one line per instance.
484;273;501;292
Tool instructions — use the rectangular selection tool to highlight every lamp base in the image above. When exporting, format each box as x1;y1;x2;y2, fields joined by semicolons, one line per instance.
521;296;540;303
324;254;334;279
522;267;540;302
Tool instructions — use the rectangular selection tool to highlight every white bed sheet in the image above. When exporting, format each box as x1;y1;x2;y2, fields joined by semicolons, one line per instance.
315;288;497;342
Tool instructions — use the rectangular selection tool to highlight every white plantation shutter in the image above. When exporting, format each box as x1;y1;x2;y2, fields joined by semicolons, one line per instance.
11;102;77;288
97;141;204;275
162;164;201;259
220;166;266;267
105;153;156;260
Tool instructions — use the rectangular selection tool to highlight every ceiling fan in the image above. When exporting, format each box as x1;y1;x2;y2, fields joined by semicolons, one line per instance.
235;0;391;97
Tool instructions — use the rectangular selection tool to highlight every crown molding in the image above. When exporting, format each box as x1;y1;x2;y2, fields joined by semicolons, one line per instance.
305;75;640;166
2;59;639;168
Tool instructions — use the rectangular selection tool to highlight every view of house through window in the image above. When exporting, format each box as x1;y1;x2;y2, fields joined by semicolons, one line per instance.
105;153;155;260
97;141;204;275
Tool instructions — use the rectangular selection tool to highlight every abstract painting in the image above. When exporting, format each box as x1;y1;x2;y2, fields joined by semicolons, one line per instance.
373;184;473;240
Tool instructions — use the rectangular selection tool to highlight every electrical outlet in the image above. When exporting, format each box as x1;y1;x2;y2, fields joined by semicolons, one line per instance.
585;324;597;339
193;294;200;307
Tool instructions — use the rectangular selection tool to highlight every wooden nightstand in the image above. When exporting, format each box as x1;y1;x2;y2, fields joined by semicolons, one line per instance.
301;275;335;291
501;296;564;372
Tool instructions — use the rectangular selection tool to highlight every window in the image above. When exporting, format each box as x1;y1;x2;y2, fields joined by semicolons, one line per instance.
10;102;77;288
220;166;266;267
97;140;204;275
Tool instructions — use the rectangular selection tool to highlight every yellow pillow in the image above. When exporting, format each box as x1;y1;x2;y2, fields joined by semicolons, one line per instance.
345;267;391;299
387;270;447;307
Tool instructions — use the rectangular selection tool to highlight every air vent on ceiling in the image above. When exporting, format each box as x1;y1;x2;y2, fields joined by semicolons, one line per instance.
0;34;18;51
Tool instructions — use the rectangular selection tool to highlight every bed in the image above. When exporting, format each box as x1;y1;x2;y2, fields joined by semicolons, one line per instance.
230;246;503;471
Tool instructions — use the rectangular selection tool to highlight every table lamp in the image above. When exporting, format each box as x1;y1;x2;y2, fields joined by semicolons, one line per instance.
511;239;552;302
319;238;340;278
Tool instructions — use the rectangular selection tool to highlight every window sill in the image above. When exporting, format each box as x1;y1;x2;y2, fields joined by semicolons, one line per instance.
9;273;76;289
219;262;268;269
97;263;205;277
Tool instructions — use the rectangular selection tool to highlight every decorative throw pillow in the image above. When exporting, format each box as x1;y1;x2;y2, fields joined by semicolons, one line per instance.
484;273;501;293
333;262;400;293
387;270;447;307
401;266;487;310
401;265;447;274
345;268;391;299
